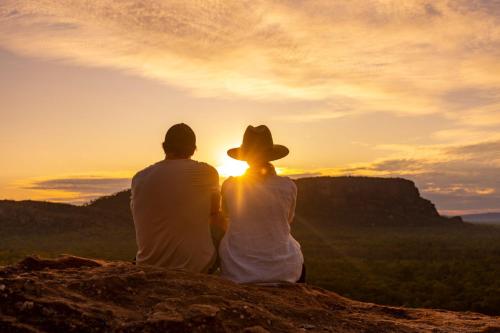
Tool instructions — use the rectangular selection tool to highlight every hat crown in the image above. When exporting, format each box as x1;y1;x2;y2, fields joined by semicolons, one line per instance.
241;125;274;153
227;124;289;162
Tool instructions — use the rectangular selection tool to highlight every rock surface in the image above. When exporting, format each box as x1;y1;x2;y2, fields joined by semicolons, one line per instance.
1;256;499;333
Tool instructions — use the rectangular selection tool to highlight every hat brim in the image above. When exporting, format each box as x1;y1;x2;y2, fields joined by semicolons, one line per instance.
227;145;289;161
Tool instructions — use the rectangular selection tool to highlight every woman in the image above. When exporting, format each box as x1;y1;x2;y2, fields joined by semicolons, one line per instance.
219;125;305;283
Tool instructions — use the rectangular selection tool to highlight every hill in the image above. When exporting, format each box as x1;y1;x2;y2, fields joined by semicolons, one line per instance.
0;177;460;234
1;255;499;333
86;176;461;226
0;199;136;265
462;213;500;225
0;200;130;234
295;177;461;225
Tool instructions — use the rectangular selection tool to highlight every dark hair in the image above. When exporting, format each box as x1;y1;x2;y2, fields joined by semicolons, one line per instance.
162;123;196;158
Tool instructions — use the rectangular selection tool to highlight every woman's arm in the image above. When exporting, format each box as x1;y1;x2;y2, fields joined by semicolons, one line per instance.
209;191;228;232
288;181;298;224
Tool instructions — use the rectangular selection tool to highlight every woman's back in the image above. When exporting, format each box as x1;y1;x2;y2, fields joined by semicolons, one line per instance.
219;173;303;283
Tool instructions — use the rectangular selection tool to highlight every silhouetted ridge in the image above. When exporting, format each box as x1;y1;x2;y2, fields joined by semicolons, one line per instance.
295;176;457;226
0;200;90;232
462;212;500;224
0;177;460;230
0;197;131;234
88;190;131;218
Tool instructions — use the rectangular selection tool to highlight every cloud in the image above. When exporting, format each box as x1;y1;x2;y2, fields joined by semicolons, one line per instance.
344;159;428;173
275;110;351;122
0;0;499;123
27;177;130;193
446;140;500;157
24;177;130;204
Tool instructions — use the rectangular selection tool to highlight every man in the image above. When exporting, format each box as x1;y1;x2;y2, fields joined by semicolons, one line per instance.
130;123;220;273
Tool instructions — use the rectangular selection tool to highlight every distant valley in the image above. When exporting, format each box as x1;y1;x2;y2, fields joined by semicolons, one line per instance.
461;212;500;225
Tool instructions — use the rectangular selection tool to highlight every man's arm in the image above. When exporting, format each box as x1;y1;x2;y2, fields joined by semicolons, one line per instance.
208;166;227;232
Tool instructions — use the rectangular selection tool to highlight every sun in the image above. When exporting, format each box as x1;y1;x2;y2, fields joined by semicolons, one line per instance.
217;155;248;177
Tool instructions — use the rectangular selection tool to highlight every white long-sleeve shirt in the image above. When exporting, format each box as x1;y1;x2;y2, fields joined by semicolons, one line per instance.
219;174;304;283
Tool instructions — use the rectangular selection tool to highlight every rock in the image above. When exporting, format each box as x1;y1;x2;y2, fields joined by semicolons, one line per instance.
1;256;499;332
243;325;270;333
87;176;459;227
186;304;220;319
295;176;455;226
0;176;463;236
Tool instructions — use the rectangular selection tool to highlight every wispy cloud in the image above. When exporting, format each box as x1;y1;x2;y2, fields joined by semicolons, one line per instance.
0;0;499;123
446;140;500;157
22;176;130;204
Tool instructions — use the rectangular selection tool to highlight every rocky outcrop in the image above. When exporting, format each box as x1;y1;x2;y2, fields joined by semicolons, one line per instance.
0;176;460;230
0;256;498;333
89;176;461;226
295;177;459;226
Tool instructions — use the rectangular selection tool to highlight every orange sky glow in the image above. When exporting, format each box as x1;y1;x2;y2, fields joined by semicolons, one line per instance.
1;0;500;215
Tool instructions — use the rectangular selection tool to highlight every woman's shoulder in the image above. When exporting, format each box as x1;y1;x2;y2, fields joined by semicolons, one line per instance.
275;175;297;192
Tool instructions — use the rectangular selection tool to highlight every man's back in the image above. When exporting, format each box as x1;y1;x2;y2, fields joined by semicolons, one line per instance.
131;159;219;272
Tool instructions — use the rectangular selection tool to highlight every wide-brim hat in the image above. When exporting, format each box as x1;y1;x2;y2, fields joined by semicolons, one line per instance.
227;125;289;162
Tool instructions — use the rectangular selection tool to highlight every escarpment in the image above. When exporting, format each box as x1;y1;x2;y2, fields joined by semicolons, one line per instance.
295;177;459;226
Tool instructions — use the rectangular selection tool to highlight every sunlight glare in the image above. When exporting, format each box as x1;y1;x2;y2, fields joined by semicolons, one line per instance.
217;155;248;177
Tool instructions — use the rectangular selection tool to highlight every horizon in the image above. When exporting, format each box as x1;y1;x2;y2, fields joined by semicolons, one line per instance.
1;1;500;215
2;173;500;217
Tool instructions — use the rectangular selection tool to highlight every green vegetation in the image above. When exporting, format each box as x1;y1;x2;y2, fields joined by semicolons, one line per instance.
292;218;500;315
1;214;499;315
0;226;136;265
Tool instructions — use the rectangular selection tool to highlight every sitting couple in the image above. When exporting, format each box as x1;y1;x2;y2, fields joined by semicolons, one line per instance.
131;123;304;284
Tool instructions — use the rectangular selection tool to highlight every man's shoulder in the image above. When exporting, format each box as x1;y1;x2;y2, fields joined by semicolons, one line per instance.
191;160;217;172
190;160;219;178
132;161;163;184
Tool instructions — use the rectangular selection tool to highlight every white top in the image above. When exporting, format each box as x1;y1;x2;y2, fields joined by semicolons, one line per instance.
219;174;304;283
131;159;219;272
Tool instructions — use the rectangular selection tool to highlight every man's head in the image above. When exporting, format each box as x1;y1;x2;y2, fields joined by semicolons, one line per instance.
162;123;196;159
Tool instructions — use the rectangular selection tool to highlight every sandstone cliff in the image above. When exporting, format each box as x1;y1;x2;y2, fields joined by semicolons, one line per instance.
0;177;458;230
1;256;498;333
295;177;459;225
86;176;460;227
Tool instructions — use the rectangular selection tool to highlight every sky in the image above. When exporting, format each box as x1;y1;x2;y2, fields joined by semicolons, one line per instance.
0;0;499;215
